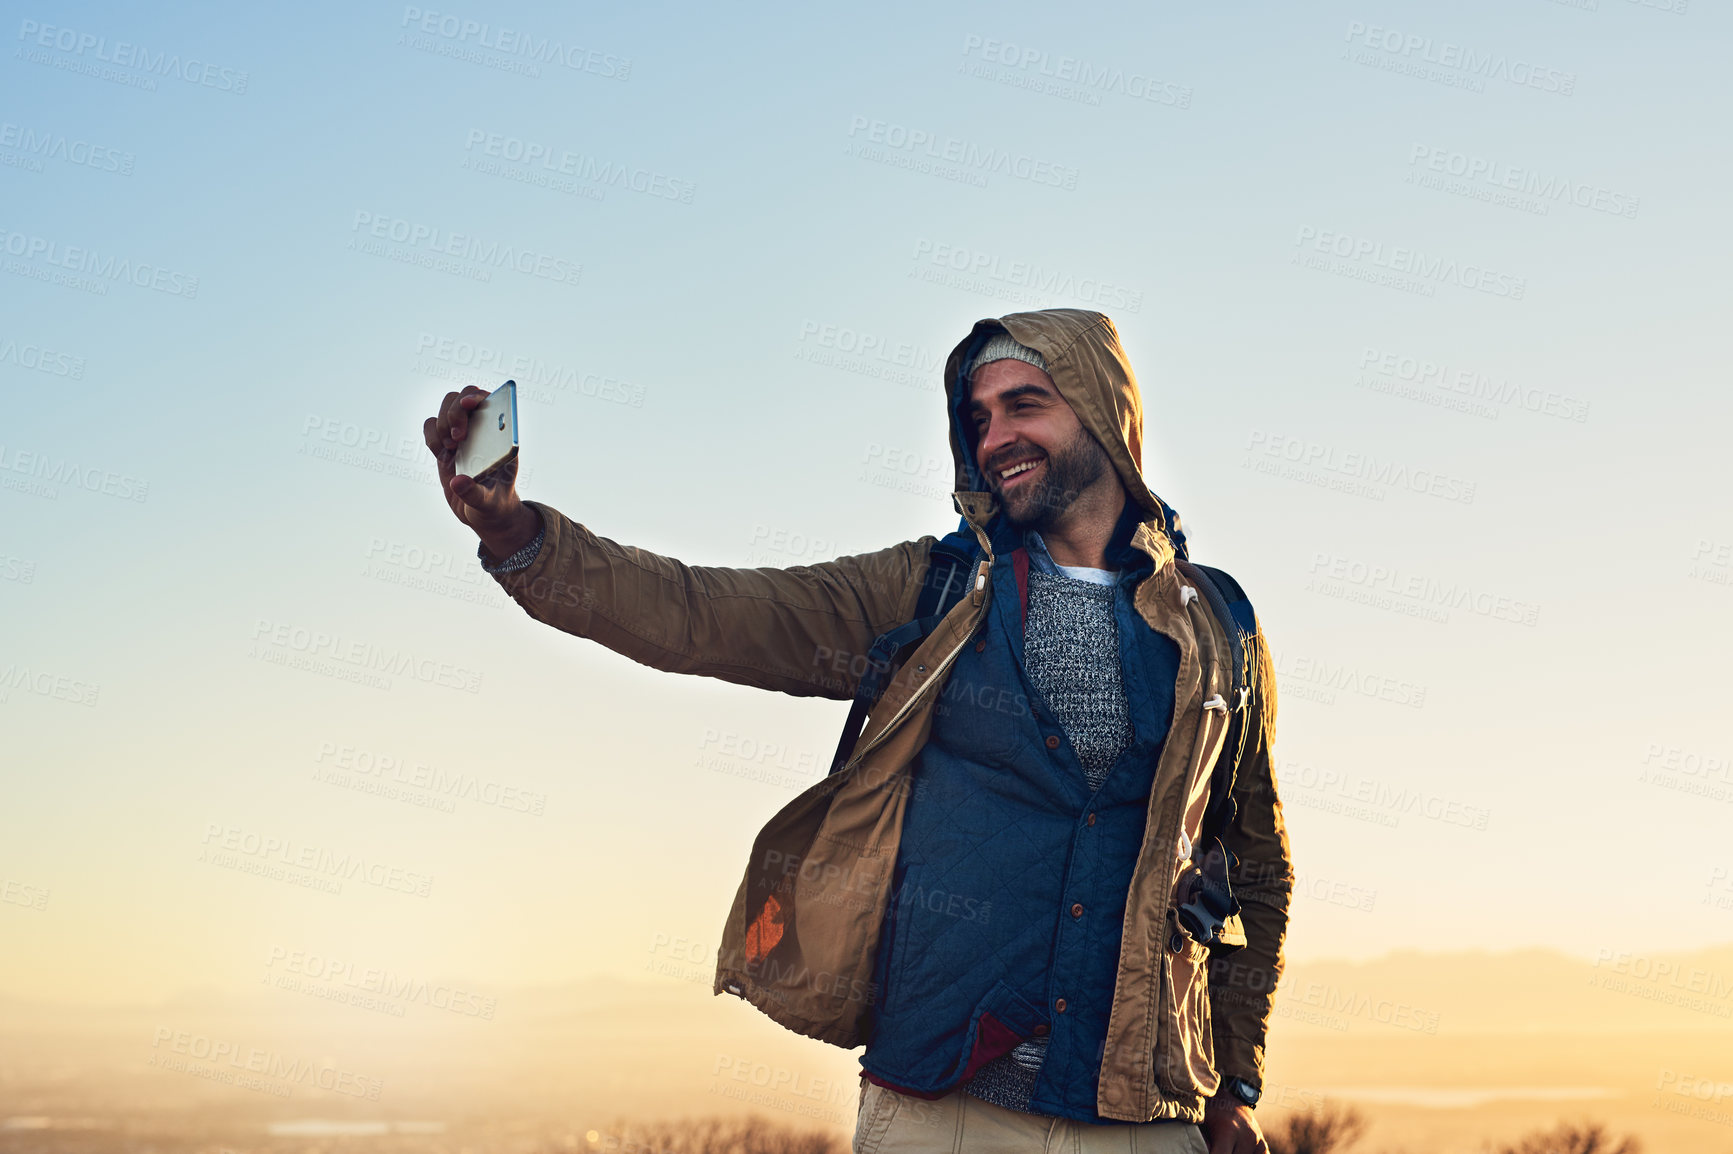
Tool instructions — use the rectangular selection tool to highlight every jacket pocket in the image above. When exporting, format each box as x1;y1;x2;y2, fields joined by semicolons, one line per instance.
927;673;1027;764
1155;911;1220;1099
852;1080;902;1154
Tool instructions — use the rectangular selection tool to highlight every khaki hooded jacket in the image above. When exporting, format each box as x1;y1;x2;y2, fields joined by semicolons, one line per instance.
487;309;1293;1123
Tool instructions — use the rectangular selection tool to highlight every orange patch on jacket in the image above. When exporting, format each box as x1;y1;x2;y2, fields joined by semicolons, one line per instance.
745;893;786;964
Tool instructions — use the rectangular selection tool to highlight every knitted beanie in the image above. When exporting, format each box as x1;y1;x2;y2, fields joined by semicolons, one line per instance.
967;332;1048;378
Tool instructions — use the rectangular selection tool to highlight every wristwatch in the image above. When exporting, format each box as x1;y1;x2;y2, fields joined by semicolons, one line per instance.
1221;1076;1260;1109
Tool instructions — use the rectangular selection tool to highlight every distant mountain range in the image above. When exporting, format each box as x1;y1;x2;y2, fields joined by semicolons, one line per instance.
3;944;1731;1153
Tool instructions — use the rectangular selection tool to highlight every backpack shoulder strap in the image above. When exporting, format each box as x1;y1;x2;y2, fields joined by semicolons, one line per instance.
827;541;976;775
1176;560;1253;708
1174;560;1261;845
1171;559;1266;950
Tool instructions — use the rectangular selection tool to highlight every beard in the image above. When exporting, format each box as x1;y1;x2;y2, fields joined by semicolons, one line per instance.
988;428;1113;530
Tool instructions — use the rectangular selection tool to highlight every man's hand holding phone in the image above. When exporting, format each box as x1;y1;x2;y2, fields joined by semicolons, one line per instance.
424;383;541;562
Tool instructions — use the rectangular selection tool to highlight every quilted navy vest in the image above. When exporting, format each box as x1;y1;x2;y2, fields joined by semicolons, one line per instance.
859;520;1180;1122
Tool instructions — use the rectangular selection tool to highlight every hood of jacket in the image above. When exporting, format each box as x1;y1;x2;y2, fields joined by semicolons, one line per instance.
942;309;1189;561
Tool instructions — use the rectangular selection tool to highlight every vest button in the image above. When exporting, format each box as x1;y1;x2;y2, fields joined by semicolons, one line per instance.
1032;1024;1050;1037
975;640;986;652
1071;903;1083;918
1086;813;1096;826
1169;930;1185;953
1054;998;1067;1014
1045;735;1060;750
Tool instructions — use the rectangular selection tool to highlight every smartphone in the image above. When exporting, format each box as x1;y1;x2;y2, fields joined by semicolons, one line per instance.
455;380;519;480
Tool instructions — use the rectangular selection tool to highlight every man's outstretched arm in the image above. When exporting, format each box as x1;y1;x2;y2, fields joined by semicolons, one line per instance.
425;386;932;701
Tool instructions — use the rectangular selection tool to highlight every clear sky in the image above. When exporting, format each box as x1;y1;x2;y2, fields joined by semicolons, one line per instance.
3;0;1730;1007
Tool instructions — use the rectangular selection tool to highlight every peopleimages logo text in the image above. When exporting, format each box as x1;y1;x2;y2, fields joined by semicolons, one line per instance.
0;336;85;379
959;35;1192;107
847;116;1080;189
1406;144;1638;219
399;7;630;78
0;444;148;501
0;228;199;297
0;122;134;174
350;211;580;286
463;129;695;203
910;239;1142;312
1294;227;1526;299
1308;552;1540;626
16;19;249;92
250;619;482;694
201;823;435;898
1343;21;1576;95
1245;430;1477;504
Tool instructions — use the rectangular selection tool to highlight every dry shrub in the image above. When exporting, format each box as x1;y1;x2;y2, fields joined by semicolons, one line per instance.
1493;1120;1641;1154
594;1114;844;1154
1267;1101;1368;1154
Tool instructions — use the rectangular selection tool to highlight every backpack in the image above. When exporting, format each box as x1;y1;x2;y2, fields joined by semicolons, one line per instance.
826;537;1262;950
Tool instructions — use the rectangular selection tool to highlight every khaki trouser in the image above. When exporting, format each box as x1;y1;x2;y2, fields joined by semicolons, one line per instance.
853;1081;1209;1154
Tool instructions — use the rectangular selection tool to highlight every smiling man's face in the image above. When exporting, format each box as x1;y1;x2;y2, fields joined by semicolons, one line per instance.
967;358;1115;530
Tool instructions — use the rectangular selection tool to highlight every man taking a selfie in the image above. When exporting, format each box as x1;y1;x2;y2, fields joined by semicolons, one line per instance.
425;309;1292;1154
